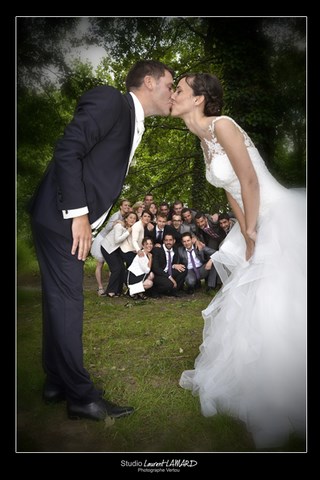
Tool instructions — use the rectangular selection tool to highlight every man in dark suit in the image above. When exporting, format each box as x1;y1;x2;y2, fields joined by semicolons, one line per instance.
194;212;226;251
29;60;174;421
178;232;218;293
151;233;187;296
145;213;177;246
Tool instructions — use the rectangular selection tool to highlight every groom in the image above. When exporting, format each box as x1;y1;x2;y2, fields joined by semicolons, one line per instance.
29;60;174;421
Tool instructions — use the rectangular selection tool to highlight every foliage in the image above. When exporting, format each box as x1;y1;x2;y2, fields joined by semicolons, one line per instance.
17;17;306;245
17;238;38;275
59;60;113;102
265;19;306;184
17;17;80;91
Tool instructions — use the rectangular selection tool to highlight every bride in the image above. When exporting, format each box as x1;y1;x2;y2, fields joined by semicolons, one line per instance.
170;73;306;449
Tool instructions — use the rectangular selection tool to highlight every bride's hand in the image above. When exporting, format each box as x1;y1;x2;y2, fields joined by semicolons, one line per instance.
247;230;257;243
245;239;255;261
245;232;257;261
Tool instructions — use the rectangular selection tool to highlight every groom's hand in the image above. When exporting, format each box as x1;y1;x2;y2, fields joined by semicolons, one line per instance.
71;214;92;261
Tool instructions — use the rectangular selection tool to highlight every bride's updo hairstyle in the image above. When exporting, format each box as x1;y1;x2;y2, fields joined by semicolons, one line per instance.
182;73;223;117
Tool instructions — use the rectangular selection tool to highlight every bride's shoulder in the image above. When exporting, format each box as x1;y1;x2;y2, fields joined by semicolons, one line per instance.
213;115;237;125
210;116;239;135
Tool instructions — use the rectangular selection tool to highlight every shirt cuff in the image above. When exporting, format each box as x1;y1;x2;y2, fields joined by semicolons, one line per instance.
62;206;89;219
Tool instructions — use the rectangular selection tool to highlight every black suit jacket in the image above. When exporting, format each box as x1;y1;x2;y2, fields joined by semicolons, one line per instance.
29;86;135;238
151;245;181;278
196;216;226;250
145;224;178;245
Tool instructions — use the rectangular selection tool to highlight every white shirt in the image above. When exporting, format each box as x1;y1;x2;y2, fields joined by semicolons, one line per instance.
62;92;145;231
127;92;145;170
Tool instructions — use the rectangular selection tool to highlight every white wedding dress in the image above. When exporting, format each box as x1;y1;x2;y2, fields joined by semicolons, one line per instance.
179;116;306;449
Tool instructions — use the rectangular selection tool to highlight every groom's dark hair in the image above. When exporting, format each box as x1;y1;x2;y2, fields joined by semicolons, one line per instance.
126;60;174;92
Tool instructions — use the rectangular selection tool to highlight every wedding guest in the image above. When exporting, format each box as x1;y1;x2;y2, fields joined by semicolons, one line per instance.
218;213;236;234
178;232;217;293
132;201;145;219
101;212;138;296
151;233;187;297
90;199;131;295
127;237;154;299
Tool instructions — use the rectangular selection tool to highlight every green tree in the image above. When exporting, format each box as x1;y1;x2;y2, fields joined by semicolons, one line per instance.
17;17;306;259
17;17;80;91
265;18;306;185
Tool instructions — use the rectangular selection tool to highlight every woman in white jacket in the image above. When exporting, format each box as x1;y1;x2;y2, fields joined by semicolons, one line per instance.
127;237;154;299
100;212;137;297
90;199;131;295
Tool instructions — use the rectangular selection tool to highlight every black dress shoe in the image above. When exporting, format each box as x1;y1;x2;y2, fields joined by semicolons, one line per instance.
43;383;104;405
103;399;134;418
43;384;66;404
67;398;108;420
67;398;134;421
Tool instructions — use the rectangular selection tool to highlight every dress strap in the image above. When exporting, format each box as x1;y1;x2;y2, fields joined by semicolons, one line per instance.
210;116;255;149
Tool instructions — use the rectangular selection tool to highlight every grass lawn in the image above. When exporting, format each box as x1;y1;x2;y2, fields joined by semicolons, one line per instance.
16;262;305;454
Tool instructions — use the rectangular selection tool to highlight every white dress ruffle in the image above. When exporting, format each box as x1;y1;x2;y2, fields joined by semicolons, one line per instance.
179;117;306;448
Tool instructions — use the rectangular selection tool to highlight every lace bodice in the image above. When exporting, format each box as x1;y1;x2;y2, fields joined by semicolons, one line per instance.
201;116;286;216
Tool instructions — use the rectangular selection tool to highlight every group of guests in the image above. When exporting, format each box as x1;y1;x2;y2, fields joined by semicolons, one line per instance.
90;194;236;299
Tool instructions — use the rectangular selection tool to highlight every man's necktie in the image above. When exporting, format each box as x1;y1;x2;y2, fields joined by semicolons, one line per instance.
188;249;200;280
204;226;219;239
167;250;172;276
157;230;163;243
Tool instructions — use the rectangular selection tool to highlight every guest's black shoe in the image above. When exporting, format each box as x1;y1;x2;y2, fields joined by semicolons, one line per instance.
205;286;216;293
43;384;66;404
170;290;184;297
147;290;161;298
67;398;134;421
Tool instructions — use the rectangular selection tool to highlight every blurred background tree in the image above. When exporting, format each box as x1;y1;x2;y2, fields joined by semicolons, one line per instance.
16;16;306;267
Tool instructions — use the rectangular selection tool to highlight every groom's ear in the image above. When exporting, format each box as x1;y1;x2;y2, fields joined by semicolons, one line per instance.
143;75;154;90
